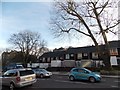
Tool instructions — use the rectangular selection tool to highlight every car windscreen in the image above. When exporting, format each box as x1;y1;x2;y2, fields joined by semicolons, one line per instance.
20;70;34;76
41;69;48;72
85;68;92;73
16;66;23;69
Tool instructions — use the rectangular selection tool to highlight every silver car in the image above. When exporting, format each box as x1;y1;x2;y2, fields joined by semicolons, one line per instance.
2;68;37;90
33;68;52;78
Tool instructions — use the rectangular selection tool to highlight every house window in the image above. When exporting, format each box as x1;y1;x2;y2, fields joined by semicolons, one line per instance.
77;53;82;59
83;53;88;59
110;48;118;55
92;52;98;59
51;58;53;60
70;54;74;57
70;54;74;59
60;57;63;60
47;57;50;62
83;53;88;56
65;54;70;59
56;57;59;60
42;58;45;62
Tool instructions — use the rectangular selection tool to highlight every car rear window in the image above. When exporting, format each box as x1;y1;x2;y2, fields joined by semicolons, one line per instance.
20;70;34;76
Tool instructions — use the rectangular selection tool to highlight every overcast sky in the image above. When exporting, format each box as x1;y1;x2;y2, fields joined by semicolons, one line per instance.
0;0;119;51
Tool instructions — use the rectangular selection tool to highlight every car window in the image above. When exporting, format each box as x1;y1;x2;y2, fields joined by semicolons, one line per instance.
39;69;44;72
42;69;47;72
34;69;40;73
72;69;78;72
16;65;23;69
20;70;34;76
78;69;85;73
85;69;91;73
4;70;18;77
84;70;90;74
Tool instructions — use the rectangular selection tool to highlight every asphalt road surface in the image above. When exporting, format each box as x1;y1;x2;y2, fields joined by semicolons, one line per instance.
1;75;120;90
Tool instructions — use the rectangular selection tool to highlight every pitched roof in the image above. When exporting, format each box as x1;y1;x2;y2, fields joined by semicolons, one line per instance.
40;51;65;58
40;40;120;58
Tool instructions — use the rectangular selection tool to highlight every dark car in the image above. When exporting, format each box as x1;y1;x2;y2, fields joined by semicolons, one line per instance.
33;68;52;78
69;68;101;83
2;64;24;72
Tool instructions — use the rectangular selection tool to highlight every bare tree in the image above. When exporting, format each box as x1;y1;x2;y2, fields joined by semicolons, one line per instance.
50;0;120;68
8;30;47;67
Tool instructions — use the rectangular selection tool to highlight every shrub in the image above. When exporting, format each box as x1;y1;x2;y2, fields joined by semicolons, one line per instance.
100;70;120;75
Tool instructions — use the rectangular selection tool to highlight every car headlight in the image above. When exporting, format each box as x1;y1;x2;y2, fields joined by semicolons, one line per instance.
45;73;49;76
95;74;100;77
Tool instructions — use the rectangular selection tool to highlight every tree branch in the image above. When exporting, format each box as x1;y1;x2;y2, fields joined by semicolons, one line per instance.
98;0;109;15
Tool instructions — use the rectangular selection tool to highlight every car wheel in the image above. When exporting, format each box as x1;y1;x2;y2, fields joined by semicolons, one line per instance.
89;77;96;83
40;74;44;78
10;83;15;90
69;76;75;81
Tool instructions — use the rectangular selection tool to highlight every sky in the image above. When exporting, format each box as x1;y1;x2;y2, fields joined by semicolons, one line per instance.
0;0;119;52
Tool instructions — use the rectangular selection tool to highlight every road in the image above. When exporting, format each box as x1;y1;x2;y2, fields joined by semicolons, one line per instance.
1;75;120;90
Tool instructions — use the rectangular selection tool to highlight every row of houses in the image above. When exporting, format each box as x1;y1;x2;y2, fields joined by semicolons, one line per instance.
2;40;120;69
31;40;120;68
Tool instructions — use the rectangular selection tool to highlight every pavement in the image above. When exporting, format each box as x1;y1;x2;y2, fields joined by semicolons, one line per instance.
52;72;120;79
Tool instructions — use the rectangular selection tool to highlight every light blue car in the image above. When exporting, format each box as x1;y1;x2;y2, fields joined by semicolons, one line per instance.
69;68;101;83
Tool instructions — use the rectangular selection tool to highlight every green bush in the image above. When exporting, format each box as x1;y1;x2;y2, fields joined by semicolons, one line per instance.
100;70;120;75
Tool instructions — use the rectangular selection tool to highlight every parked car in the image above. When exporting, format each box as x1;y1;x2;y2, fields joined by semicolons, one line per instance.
2;64;24;72
69;68;101;83
32;68;52;78
1;68;37;90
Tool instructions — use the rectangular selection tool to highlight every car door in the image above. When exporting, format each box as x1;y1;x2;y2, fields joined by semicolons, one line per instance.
77;69;89;80
2;70;11;85
2;70;17;86
36;69;40;75
71;69;79;79
33;69;39;76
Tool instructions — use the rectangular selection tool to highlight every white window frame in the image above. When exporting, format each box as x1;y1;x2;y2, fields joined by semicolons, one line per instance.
110;48;118;55
83;53;88;56
65;54;70;59
77;53;82;59
47;57;50;62
42;58;45;62
92;52;98;59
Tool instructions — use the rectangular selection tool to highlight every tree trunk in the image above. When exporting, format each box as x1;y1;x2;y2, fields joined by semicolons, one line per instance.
102;44;112;69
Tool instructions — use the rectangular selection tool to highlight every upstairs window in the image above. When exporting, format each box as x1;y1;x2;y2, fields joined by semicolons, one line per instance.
65;54;70;59
83;53;88;56
77;53;82;59
47;57;50;62
110;48;118;55
92;52;98;59
42;58;46;62
51;57;53;60
70;54;74;59
83;53;88;59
